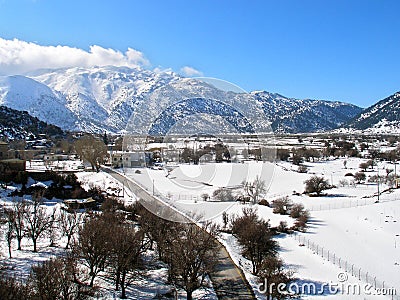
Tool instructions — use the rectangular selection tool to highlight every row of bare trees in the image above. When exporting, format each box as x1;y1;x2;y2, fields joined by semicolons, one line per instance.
1;192;82;256
70;207;146;298
137;204;219;300
1;197;220;299
229;207;295;300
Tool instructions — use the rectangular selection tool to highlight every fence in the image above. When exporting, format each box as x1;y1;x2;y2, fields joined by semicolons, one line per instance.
304;189;400;212
291;232;399;299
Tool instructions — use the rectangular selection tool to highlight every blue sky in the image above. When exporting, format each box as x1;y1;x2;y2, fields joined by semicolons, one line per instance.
0;0;400;107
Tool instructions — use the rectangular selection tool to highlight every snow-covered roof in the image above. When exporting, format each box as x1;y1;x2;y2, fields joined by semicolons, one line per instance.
31;182;48;188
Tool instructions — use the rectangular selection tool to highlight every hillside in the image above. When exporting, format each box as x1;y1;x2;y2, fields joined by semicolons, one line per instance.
347;92;400;133
0;105;63;140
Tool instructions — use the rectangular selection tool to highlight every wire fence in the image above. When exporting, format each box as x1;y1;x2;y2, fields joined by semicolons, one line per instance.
169;194;202;202
306;190;400;212
291;232;400;300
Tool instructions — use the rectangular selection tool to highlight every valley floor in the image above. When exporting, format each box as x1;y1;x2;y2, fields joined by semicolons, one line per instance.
117;157;400;299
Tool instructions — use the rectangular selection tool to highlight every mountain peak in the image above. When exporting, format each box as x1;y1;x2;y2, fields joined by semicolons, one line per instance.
0;66;363;134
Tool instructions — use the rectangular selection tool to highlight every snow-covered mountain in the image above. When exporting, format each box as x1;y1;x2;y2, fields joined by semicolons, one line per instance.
0;66;362;134
347;92;400;134
252;91;362;133
0;75;76;130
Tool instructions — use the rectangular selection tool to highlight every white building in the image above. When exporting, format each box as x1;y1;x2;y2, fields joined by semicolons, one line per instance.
111;151;147;168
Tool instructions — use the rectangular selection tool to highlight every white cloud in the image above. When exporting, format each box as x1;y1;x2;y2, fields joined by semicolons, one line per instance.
180;66;203;77
0;37;150;75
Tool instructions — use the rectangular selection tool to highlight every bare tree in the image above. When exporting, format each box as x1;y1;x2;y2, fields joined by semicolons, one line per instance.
289;203;306;219
59;209;83;249
73;213;113;287
304;176;330;196
3;208;16;258
258;255;295;300
168;222;219;300
24;192;53;252
243;176;266;204
222;211;229;230
231;208;278;275
48;207;58;247
74;135;108;172
28;255;94;300
354;172;366;184
200;193;209;201
359;162;369;172
138;206;179;260
0;274;31;299
271;197;292;215
108;224;146;298
212;187;233;201
10;199;27;250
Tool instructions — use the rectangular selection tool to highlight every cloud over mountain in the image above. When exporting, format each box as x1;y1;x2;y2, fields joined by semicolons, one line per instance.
0;37;150;75
180;66;203;77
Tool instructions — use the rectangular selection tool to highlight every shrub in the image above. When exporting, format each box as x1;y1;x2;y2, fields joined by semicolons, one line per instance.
258;199;270;207
297;165;308;173
304;176;330;196
359;162;369;172
277;221;289;233
272;197;292;215
212;188;233;201
201;193;209;201
289;203;306;219
293;214;309;232
354;172;366;183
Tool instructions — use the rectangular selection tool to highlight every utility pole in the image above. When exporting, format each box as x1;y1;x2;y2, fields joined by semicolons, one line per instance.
377;161;380;202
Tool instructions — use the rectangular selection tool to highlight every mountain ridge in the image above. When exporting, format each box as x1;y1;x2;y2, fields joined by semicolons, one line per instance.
0;66;363;134
347;91;400;133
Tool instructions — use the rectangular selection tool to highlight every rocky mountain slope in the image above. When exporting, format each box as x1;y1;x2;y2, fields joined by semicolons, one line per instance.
252;91;362;133
347;92;400;133
0;66;363;134
0;105;63;140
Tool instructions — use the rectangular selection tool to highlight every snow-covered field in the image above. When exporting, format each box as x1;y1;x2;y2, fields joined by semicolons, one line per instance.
2;153;400;299
119;157;400;299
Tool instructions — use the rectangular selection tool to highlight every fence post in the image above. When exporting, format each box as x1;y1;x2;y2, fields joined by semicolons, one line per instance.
328;251;330;261
339;258;341;268
351;264;354;276
366;272;368;283
374;277;376;289
358;268;361;280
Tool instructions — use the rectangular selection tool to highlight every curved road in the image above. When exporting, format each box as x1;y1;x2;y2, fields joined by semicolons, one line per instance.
103;168;256;300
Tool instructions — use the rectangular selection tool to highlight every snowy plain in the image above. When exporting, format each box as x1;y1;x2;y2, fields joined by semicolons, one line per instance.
118;157;400;299
2;154;400;299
